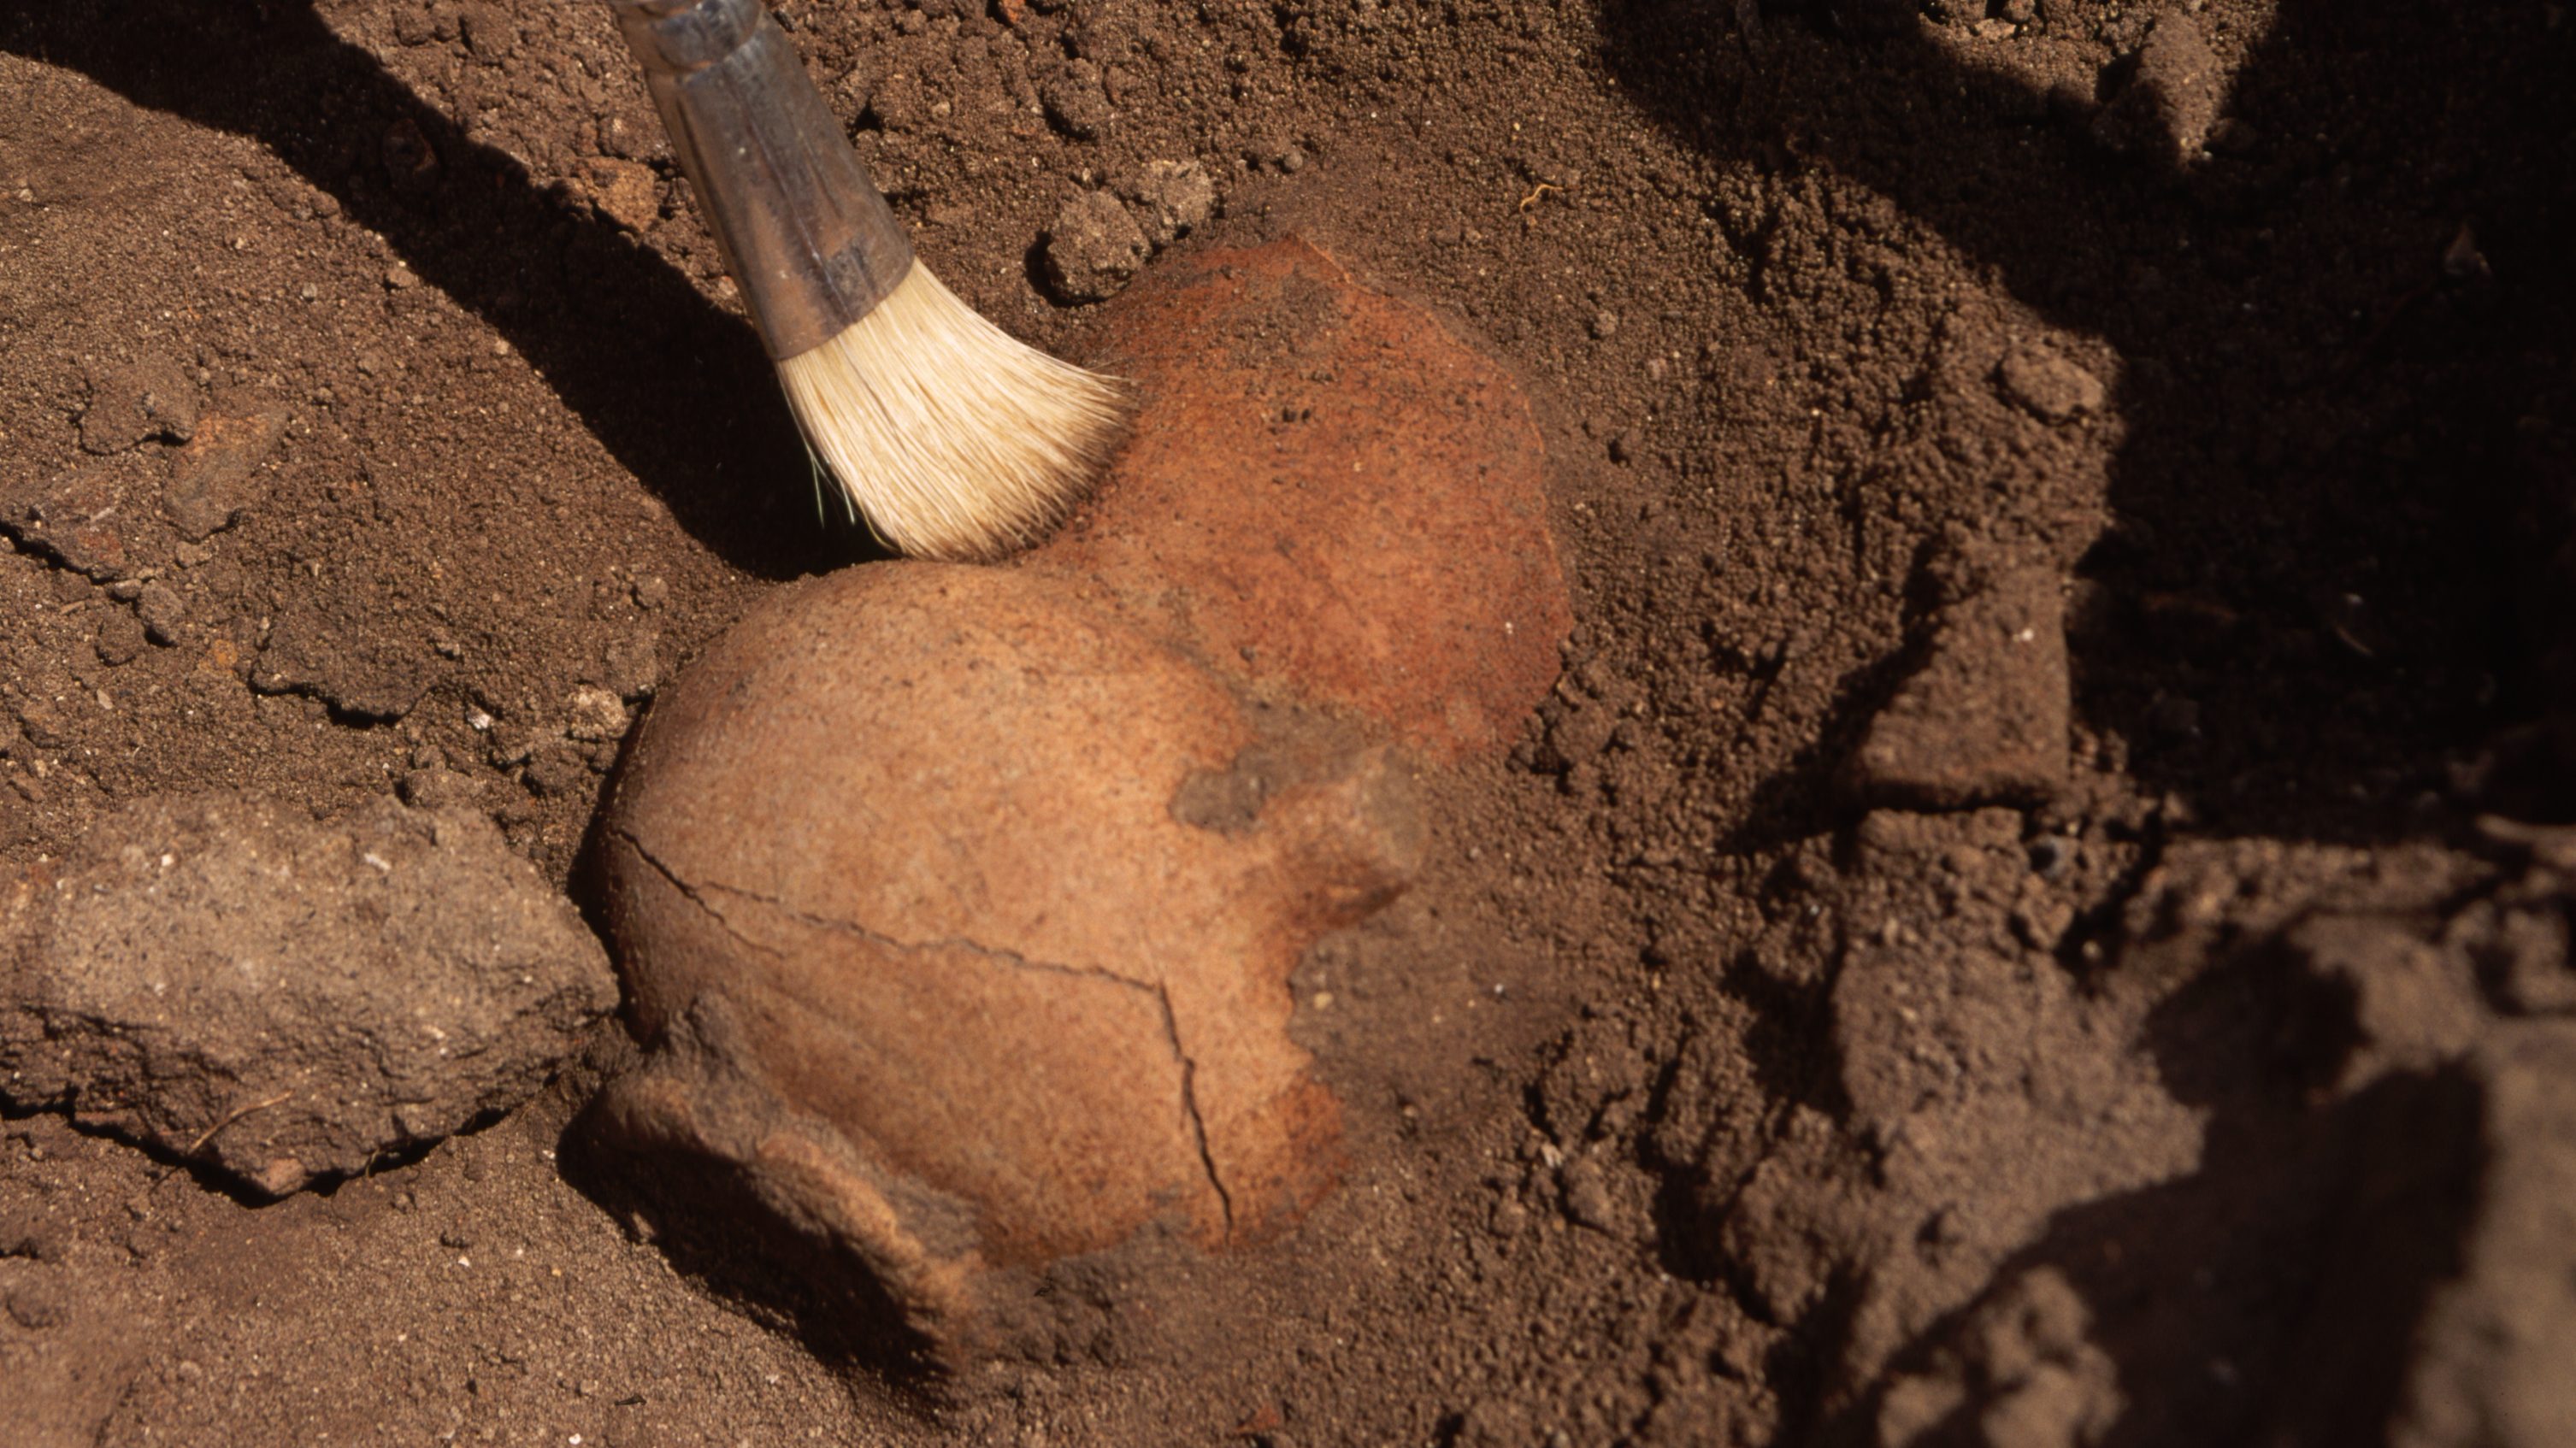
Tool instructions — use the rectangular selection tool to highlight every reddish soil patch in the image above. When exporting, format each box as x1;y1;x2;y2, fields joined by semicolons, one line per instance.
2;2;2572;1445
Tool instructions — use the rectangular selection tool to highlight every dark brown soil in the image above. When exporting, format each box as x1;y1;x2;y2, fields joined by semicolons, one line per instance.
4;1;2574;1445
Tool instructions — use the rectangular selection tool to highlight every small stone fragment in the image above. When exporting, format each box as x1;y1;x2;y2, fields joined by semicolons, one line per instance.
580;157;661;233
0;453;162;580
135;582;186;645
1040;59;1114;139
1454;1400;1533;1448
565;686;631;743
1848;568;2070;809
1117;160;1216;249
2091;15;2224;165
1042;191;1149;303
1559;1157;1619;1233
1995;344;2105;422
80;355;198;455
596;106;657;161
0;792;617;1196
164;400;288;542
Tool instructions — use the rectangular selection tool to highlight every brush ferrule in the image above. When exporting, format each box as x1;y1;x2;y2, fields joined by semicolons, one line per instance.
610;0;914;360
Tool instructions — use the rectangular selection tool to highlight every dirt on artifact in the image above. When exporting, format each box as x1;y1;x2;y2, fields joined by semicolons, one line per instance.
2;1;2573;1445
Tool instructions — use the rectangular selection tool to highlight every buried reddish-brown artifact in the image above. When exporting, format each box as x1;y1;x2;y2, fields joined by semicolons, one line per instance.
589;237;1570;1358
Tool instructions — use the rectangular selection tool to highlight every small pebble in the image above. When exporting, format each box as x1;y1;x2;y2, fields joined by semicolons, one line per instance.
1118;159;1216;249
137;583;186;645
1041;191;1149;304
565;686;631;743
1559;1158;1619;1233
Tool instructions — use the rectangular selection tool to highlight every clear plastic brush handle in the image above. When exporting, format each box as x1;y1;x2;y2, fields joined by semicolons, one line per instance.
610;0;914;360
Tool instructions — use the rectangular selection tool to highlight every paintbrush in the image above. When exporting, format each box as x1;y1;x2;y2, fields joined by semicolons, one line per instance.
608;0;1129;561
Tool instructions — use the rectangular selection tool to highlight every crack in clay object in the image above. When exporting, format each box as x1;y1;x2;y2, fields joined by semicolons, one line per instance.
587;236;1570;1362
615;827;1241;1233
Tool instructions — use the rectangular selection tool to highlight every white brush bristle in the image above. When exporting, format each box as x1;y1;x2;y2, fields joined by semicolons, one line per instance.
775;262;1131;562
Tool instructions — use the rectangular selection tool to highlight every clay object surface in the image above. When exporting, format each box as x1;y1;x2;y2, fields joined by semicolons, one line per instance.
0;793;617;1196
594;564;1419;1349
1036;237;1571;762
590;235;1568;1357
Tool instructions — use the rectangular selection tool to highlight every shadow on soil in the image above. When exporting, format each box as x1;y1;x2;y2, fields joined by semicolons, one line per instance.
0;0;882;580
553;1098;956;1394
1601;0;2571;849
1836;951;2479;1447
1598;3;2571;1442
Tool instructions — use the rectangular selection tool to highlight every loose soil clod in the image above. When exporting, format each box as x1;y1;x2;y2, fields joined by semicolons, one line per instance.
0;793;616;1197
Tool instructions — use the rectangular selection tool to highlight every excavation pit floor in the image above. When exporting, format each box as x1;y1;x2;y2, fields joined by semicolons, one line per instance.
2;3;2573;1445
